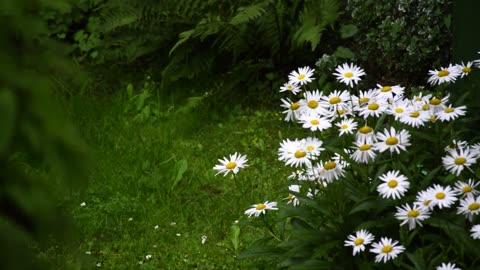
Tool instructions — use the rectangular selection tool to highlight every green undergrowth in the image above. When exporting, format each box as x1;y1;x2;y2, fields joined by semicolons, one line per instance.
39;92;306;269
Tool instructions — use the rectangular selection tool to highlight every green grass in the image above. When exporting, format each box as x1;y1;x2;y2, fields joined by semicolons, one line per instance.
41;92;304;269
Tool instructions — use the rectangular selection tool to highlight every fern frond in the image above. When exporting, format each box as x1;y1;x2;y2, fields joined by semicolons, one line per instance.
230;4;266;25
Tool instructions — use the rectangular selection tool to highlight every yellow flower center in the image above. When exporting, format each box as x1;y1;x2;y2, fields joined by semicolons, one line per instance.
226;162;237;170
415;97;422;102
308;100;318;109
298;74;306;80
341;124;349;129
337;109;345;115
395;108;404;113
290;102;300;110
324;161;337;170
256;204;266;210
435;192;445;200
410;111;420;118
444;107;454;113
307;145;315;151
423;200;431;206
462;186;473;193
310;119;320;125
329;97;341;104
429;98;441;105
287;194;294;201
294;150;307;159
463;67;471;73
407;210;420;218
455;157;466;165
354;238;364;246
381;86;392;92
381;245;393;253
359;126;372;134
469;203;480;211
368;102;379;110
344;72;354;78
359;97;369;104
287;85;294;90
385;137;398;145
388;180;398;188
438;70;449;77
422;104;429;111
359;144;372;151
429;115;436;122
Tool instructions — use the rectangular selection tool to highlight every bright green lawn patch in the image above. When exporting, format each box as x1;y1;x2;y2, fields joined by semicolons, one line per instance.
42;93;302;269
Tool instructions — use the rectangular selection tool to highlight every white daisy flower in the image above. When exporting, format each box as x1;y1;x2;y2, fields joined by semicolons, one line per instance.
436;105;467;122
213;152;248;176
303;90;329;116
350;138;377;164
412;92;432;104
394;203;430;230
428;95;450;114
336;118;358;136
358;99;388;118
376;84;405;101
288;66;315;86
280;98;303;122
471;143;480;159
475;51;480;68
436;262;461;270
375;127;411;154
387;98;411;120
356;125;376;142
319;90;351;112
427;64;461;85
471;224;480;239
286;185;301;206
444;140;469;154
279;82;301;95
304;137;325;158
442;148;477;176
456;61;473;78
278;138;313;167
299;113;332;132
457;194;480;221
377;170;410;199
310;159;345;183
415;189;435;211
453;179;480;197
352;89;379;109
370;237;405;263
333;63;366;87
399;108;430;128
429;184;458;209
344;229;375;255
244;201;278;217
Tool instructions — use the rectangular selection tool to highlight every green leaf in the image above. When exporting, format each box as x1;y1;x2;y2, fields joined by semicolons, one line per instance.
334;46;355;59
0;89;16;155
169;29;195;56
230;224;240;251
340;24;358;38
126;83;134;97
170;159;188;191
230;5;265;25
348;198;380;215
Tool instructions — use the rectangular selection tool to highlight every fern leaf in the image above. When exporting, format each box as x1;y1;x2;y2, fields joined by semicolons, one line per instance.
169;29;195;55
230;4;266;25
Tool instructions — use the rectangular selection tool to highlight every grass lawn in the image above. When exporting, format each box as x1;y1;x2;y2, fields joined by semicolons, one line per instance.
40;92;305;269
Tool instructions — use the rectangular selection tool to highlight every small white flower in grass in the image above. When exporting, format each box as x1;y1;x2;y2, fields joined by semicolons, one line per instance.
85;251;91;255
170;222;176;226
437;262;462;270
427;64;461;85
350;138;377;164
399;108;430;128
336;118;357;136
154;225;159;230
201;235;207;244
279;82;301;95
356;125;376;142
176;233;181;237
278;139;312;167
442;148;477;176
344;229;374;255
145;254;152;260
377;170;409;200
456;61;474;78
471;224;480;239
429;184;458;209
370;237;405;263
286;184;301;206
375;84;404;101
375;127;411;154
319;90;351;112
244;201;278;217
80;202;86;207
457;195;480;221
358;99;388;118
453;179;479;197
213;152;248;176
288;66;315;85
395;203;430;230
280;98;303;122
96;263;101;267
128;217;133;221
436;105;467;122
333;63;365;87
299;113;332;132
